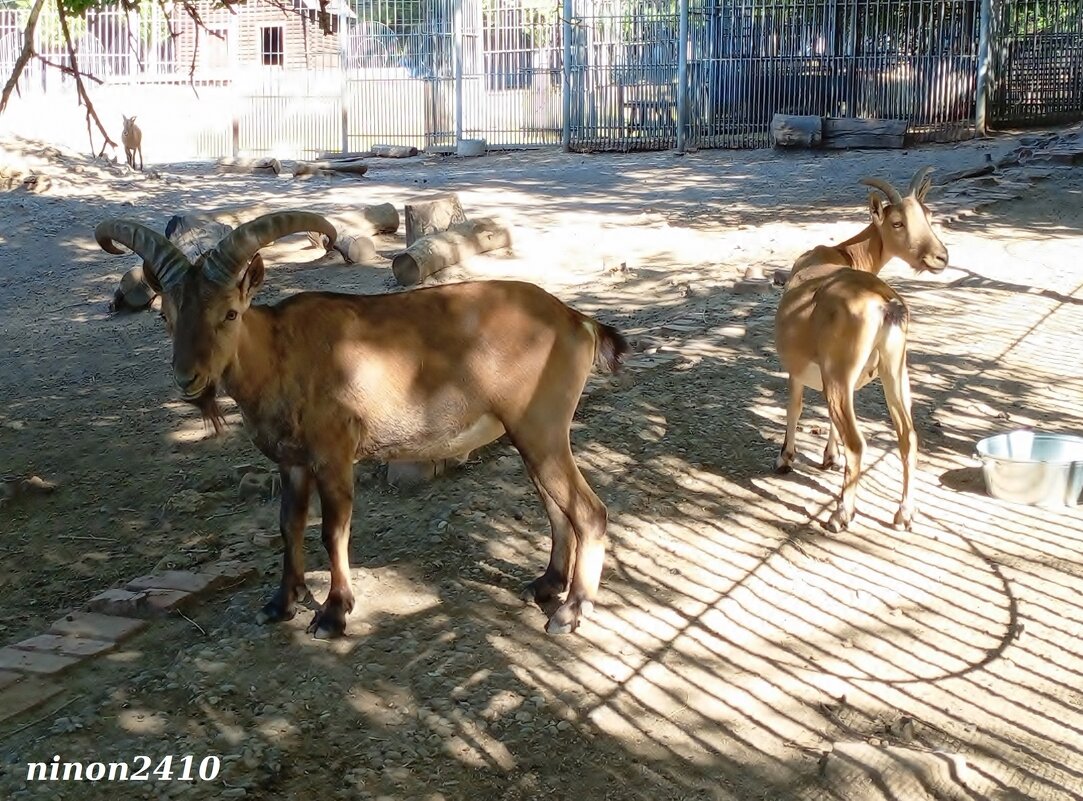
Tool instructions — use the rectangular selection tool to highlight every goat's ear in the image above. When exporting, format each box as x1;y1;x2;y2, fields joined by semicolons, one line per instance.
239;253;265;299
868;193;887;224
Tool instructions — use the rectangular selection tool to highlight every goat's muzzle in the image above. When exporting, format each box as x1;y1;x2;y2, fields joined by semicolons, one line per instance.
922;250;949;273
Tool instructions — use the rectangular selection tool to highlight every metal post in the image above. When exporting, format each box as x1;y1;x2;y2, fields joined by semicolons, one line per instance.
676;0;689;151
562;0;573;151
339;8;349;154
453;0;464;144
974;0;994;137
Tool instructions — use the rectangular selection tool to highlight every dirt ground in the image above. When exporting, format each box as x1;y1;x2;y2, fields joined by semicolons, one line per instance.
0;130;1081;801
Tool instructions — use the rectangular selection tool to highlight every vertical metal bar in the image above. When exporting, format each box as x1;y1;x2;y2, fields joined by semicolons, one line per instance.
339;10;348;153
975;0;993;136
676;0;689;150
562;0;573;150
454;0;464;143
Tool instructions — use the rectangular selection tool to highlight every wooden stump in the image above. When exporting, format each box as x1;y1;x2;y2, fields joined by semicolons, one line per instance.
392;218;512;287
404;193;467;246
216;157;282;176
372;144;419;158
334;233;378;264
770;114;823;148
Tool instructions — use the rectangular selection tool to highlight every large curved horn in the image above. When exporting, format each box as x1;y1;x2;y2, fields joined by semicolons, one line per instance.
202;211;338;286
907;166;935;198
96;219;191;291
859;177;903;206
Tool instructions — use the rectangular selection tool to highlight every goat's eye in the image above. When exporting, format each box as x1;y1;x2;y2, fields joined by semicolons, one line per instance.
892;221;904;229
225;310;239;322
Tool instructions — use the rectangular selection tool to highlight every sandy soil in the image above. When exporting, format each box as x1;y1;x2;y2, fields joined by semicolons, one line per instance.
0;131;1081;801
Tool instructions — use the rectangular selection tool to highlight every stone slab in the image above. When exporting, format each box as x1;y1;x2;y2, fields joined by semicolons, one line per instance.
0;679;63;724
87;588;193;618
126;570;218;594
12;634;117;658
0;646;83;676
49;611;148;643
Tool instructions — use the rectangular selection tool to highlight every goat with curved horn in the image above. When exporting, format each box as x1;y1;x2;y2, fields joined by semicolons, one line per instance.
95;208;627;641
907;166;936;199
774;169;949;532
95;219;191;292
203;211;338;286
859;176;903;205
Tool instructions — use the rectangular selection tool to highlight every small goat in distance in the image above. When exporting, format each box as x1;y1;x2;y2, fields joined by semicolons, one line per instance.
121;115;142;171
95;211;628;639
774;167;949;532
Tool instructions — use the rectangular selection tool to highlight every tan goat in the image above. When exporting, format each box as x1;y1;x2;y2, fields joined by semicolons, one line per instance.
121;115;142;171
95;211;628;639
774;167;949;532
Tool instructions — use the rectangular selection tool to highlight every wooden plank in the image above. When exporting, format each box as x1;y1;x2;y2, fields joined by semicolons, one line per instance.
822;117;907;150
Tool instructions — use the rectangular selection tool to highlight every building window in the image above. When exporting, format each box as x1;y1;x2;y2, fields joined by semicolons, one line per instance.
261;25;284;67
205;27;229;70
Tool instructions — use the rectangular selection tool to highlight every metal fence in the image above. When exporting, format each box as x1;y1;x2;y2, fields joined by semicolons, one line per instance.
989;0;1083;126
1;0;1082;157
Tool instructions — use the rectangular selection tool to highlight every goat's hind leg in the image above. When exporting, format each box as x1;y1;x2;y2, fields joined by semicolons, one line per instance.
775;375;805;474
519;470;576;606
257;465;313;624
824;377;864;533
879;342;918;530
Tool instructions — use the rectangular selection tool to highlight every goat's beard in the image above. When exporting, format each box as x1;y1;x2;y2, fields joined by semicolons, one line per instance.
186;382;227;436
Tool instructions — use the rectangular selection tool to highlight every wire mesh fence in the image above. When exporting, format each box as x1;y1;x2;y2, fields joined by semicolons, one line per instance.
0;0;1081;157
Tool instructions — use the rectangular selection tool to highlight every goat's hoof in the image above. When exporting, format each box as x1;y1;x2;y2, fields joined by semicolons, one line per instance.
825;511;851;533
520;574;567;605
546;599;594;636
892;508;914;531
774;459;794;475
820;457;840;472
256;586;309;624
306;608;347;640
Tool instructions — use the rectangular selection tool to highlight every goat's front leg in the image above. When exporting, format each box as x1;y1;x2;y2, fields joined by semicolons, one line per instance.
775;375;804;473
821;422;842;470
308;463;356;639
257;465;313;625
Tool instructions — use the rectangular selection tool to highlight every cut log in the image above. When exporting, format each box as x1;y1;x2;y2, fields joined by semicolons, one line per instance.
334;234;377;264
822;117;907;149
216;157;282;176
292;158;369;178
341;203;399;237
404;193;467;246
372;144;419;158
392;218;512;287
770;114;822;148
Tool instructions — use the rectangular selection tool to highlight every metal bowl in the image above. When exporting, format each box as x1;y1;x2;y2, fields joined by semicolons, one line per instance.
975;430;1083;507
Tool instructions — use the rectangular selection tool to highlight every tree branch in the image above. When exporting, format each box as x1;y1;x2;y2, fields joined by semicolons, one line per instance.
0;0;46;115
34;55;105;86
56;0;116;156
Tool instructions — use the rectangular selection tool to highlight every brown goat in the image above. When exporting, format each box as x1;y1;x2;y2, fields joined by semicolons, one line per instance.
774;167;949;532
95;212;628;638
121;115;142;171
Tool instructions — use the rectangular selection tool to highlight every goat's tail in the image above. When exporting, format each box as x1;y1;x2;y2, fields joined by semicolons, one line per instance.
883;298;910;330
589;319;631;374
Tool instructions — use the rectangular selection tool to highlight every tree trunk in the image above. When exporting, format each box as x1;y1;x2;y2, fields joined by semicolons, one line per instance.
770;114;823;148
372;144;419;158
392;218;512;286
292;158;368;177
404;193;467;246
216;157;282;175
822;117;907;149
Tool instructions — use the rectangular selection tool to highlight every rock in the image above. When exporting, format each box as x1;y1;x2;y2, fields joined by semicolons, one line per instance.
238;472;275;501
